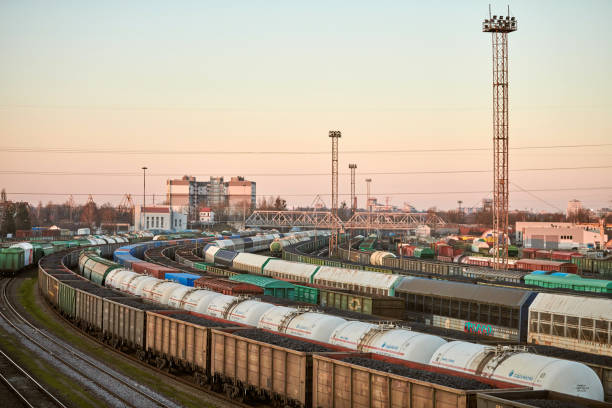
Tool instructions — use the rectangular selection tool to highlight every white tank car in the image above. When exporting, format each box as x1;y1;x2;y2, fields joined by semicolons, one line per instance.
227;300;275;326
182;290;221;313
205;295;239;319
104;269;136;291
329;321;378;350
429;341;604;400
257;306;297;332
284;312;346;343
143;281;183;305
492;353;603;401
167;286;196;309
132;277;162;297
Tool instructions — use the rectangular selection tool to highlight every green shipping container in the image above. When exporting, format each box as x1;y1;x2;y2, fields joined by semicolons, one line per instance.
230;274;295;300
0;248;25;272
58;281;76;318
293;285;318;304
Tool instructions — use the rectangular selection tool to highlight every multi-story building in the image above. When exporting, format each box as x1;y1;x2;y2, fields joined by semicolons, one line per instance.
134;205;187;231
227;176;256;216
567;199;583;217
166;175;256;219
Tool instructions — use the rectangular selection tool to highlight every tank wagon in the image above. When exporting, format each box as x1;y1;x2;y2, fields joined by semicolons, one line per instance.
62;246;608;400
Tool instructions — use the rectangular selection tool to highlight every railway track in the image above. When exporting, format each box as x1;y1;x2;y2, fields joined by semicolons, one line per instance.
0;347;66;408
0;277;180;408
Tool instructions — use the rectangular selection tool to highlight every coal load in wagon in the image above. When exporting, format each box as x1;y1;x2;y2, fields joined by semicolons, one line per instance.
341;357;493;390
235;328;332;352
81;286;124;298
110;297;168;310
164;312;232;328
65;281;101;291
517;399;590;408
53;274;83;281
531;344;612;367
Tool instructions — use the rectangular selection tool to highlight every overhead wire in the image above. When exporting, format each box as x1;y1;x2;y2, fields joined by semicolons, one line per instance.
0;143;610;155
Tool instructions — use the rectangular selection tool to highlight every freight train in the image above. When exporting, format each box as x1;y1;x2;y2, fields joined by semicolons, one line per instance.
0;233;151;276
60;239;609;400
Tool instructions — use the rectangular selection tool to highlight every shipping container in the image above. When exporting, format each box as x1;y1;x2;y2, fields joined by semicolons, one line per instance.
229;274;296;299
131;261;179;279
194;277;263;296
164;272;201;287
319;289;405;319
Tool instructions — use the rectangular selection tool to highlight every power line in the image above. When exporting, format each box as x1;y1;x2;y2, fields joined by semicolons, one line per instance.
6;186;612;198
0;143;610;155
0;165;610;177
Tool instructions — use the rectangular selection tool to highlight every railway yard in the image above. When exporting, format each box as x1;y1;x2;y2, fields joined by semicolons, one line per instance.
0;230;609;408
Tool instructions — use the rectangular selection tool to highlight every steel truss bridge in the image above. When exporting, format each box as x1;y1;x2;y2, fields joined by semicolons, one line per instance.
244;210;447;230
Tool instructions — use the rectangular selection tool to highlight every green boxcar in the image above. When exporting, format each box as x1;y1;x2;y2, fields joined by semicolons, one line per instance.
0;248;25;272
318;289;405;319
230;274;295;300
414;247;434;259
58;281;76;318
293;285;318;304
524;274;612;293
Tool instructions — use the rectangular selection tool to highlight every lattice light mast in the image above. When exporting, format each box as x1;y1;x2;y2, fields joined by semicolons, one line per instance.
329;131;341;255
349;164;357;215
365;178;372;212
483;8;517;269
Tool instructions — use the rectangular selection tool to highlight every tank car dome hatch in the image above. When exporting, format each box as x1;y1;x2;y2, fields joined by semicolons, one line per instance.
133;277;162;297
363;329;447;364
257;306;297;332
428;341;490;374
227;300;275;326
284;313;346;343
329;321;378;350
205;294;238;319
492;353;604;401
167;286;196;309
181;290;219;312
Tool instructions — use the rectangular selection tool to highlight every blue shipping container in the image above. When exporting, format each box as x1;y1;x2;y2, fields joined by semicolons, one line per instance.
164;272;201;287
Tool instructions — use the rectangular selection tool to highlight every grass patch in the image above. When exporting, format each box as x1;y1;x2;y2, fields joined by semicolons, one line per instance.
0;327;103;408
18;277;216;408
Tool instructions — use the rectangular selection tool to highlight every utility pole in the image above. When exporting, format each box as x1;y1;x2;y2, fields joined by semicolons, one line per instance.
349;164;357;215
365;178;372;234
483;6;517;270
142;166;148;230
329;130;341;256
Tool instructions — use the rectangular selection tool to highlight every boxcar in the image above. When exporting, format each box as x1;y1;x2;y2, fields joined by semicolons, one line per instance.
318;289;405;319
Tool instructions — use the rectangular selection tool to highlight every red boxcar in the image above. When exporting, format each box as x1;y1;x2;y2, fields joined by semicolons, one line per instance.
515;259;578;274
550;251;582;262
439;245;455;258
521;248;537;259
535;250;552;260
131;261;180;279
194;277;263;296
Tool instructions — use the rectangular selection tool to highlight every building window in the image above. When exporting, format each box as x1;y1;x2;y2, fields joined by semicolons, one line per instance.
161;217;164;228
146;216;149;229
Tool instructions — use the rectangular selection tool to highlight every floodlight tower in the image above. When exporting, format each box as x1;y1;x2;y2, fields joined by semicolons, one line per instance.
365;178;372;212
329;130;341;255
349;164;357;215
483;7;517;269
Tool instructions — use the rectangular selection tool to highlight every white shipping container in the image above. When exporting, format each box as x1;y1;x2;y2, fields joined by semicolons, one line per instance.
263;259;319;283
232;252;272;275
314;266;403;296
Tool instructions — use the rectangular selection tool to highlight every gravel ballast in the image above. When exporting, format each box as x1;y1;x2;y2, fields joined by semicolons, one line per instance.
341;357;493;390
235;329;332;352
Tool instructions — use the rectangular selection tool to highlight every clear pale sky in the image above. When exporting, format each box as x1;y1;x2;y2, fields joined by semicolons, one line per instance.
1;0;610;211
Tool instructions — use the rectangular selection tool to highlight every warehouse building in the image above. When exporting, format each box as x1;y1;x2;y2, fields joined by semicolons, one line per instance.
516;221;607;250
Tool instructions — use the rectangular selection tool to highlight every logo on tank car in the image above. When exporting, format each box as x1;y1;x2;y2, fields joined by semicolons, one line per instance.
508;370;533;381
381;342;398;350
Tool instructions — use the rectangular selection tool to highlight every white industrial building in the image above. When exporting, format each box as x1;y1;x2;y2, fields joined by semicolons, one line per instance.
516;221;607;250
134;205;187;231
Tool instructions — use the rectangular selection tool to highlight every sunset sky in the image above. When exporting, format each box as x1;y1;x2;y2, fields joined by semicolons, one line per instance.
1;1;610;211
